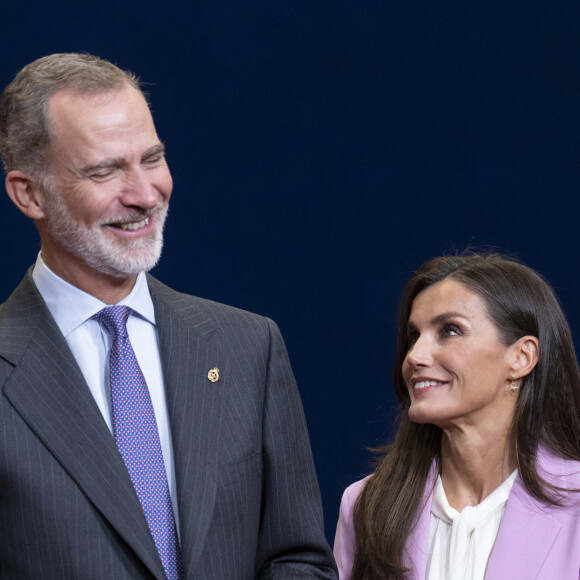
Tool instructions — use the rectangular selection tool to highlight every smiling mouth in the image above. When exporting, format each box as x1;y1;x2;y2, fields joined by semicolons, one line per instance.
414;380;446;390
120;217;149;231
108;217;150;231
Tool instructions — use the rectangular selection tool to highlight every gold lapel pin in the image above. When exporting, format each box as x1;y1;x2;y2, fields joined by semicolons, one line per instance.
207;367;220;383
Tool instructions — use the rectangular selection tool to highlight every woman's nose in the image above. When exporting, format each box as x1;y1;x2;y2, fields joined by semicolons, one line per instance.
405;335;434;368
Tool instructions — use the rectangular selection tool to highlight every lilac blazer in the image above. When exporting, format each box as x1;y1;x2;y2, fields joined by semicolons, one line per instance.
334;448;580;579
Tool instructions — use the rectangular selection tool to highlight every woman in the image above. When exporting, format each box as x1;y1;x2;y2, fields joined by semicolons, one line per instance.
334;253;580;579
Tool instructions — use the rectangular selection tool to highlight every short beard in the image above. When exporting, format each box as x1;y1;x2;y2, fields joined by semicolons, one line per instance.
41;178;168;278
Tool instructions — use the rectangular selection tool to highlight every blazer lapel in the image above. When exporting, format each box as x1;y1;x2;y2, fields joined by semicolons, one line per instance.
148;276;225;572
404;462;438;579
485;475;561;579
0;273;166;580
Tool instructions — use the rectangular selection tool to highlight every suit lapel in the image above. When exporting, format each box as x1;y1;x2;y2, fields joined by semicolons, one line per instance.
485;475;560;578
0;273;166;580
148;276;225;572
404;462;437;579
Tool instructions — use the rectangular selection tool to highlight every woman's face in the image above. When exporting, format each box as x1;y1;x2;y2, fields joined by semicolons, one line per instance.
402;278;517;431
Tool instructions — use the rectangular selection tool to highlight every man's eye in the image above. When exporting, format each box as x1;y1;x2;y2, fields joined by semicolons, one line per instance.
90;171;114;180
144;156;163;165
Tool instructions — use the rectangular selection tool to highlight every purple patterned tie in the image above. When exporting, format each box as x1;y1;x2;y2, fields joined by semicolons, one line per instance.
93;306;184;580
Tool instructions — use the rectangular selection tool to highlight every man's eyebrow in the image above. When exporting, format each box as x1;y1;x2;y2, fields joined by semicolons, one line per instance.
81;157;124;174
81;144;166;174
142;143;166;159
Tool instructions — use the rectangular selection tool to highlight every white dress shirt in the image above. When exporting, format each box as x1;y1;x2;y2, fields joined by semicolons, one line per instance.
426;469;518;580
32;254;180;534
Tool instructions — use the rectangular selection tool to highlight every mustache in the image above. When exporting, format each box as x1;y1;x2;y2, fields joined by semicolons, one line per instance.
96;202;166;227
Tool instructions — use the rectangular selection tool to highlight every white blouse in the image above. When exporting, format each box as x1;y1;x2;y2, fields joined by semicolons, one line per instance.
425;470;518;580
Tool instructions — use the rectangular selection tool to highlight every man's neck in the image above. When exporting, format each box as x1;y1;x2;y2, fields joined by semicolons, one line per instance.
40;249;138;305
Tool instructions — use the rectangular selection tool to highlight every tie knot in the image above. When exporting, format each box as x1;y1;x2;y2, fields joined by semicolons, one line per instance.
93;305;132;340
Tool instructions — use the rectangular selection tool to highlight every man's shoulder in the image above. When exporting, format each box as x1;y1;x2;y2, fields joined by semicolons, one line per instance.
0;268;43;320
0;269;52;364
146;274;275;334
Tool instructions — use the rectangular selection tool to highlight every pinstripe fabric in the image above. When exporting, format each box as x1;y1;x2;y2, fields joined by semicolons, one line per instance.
0;269;337;579
0;274;164;579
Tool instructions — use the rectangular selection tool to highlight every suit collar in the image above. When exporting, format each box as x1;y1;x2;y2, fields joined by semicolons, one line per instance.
0;270;167;579
485;448;572;578
485;473;560;578
147;275;224;571
404;461;437;579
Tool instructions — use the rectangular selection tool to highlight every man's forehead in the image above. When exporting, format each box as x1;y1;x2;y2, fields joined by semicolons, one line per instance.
48;86;145;119
43;86;160;170
47;86;155;142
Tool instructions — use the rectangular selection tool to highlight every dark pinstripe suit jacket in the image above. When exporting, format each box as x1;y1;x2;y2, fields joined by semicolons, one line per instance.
0;270;337;579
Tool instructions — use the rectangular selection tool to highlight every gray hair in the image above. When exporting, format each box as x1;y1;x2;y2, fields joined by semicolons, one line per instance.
0;53;143;179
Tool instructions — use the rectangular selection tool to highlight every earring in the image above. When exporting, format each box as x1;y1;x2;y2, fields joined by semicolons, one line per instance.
509;379;519;394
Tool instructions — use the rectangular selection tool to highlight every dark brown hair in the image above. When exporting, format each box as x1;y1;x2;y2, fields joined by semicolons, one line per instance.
352;253;580;579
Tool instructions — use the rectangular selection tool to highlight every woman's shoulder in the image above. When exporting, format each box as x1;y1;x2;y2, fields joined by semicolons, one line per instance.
339;475;372;513
335;476;372;579
537;447;580;490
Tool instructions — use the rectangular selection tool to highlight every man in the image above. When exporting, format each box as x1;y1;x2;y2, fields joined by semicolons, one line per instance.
0;53;336;579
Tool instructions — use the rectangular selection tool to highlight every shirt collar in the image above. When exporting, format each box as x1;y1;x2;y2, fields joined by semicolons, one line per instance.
431;469;518;529
32;252;156;338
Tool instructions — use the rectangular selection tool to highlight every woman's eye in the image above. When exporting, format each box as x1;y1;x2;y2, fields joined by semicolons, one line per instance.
406;332;419;348
441;324;460;337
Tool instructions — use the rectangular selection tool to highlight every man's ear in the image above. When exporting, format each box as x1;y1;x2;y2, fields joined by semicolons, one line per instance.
509;335;539;380
5;170;47;219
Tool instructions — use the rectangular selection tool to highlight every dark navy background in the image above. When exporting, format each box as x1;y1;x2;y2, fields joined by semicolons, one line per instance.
1;1;579;543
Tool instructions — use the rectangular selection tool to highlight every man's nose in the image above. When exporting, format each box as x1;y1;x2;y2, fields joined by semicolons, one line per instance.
120;168;162;209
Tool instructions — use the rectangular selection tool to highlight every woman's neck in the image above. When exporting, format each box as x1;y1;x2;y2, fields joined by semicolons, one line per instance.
439;426;517;511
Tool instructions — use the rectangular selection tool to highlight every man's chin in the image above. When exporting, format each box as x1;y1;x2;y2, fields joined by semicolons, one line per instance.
100;256;162;278
85;246;163;279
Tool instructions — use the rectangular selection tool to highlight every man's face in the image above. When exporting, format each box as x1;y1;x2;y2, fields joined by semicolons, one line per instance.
38;86;173;283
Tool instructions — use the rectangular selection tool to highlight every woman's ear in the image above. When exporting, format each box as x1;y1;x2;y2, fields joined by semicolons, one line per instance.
509;335;539;379
5;171;47;220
